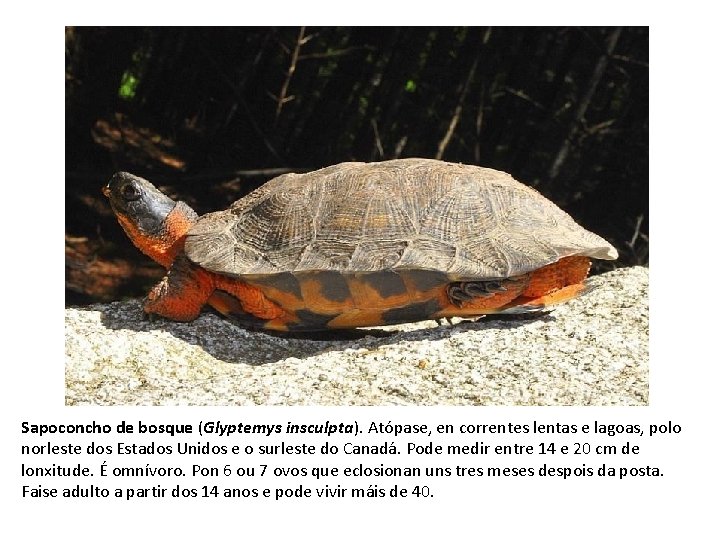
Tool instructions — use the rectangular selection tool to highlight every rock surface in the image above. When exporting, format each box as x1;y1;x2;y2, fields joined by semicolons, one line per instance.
65;267;648;406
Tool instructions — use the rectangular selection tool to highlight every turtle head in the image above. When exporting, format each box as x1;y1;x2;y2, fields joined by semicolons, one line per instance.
104;172;198;268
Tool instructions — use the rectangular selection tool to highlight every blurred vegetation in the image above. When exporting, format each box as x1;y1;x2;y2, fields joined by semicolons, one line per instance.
65;26;648;305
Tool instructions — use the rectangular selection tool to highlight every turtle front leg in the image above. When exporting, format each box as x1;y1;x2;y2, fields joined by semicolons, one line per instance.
144;255;214;321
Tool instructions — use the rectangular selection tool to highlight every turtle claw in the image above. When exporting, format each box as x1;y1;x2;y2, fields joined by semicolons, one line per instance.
484;283;507;293
447;286;474;304
447;279;509;307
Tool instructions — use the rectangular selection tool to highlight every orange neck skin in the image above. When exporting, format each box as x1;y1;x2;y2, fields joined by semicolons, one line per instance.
117;202;197;269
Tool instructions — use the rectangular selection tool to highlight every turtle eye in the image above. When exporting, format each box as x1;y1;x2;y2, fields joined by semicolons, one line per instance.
121;183;141;202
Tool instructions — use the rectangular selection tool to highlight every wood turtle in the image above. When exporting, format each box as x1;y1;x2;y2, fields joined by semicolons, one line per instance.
104;158;618;331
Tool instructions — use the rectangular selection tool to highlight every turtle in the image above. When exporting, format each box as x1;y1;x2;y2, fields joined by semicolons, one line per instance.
103;158;618;331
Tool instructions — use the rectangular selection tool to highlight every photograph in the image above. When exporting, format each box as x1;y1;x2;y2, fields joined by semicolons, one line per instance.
65;26;649;406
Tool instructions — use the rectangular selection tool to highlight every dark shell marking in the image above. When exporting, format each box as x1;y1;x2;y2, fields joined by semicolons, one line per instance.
357;271;407;298
251;272;303;300
287;310;337;330
317;271;352;302
381;299;443;325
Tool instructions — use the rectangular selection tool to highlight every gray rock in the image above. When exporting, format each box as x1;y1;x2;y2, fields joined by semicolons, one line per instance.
65;267;648;406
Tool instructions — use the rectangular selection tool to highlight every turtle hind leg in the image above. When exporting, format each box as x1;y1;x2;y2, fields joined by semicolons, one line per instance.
447;279;515;307
506;282;595;313
522;256;591;298
445;276;529;313
502;256;594;312
144;255;214;321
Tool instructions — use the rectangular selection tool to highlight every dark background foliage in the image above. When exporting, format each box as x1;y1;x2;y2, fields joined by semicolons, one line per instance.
65;26;648;306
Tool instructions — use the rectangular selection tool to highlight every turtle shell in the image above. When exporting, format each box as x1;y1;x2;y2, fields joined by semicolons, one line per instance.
184;158;617;280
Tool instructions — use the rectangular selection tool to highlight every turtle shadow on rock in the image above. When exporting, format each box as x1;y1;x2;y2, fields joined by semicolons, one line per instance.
97;300;549;366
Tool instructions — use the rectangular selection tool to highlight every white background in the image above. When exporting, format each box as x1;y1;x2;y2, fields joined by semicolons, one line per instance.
2;4;718;538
